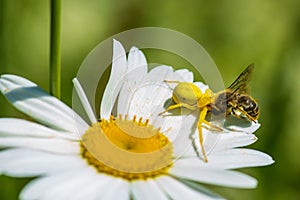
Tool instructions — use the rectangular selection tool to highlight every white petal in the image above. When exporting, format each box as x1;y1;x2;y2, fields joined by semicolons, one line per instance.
73;78;97;124
208;148;274;168
170;166;257;188
40;168;107;200
194;81;209;92
21;172;114;200
0;75;88;133
147;65;174;82
175;148;274;169
0;137;79;154
131;180;168;200
20;171;79;200
0;118;78;140
156;176;217;199
101;178;130;200
117;46;148;115
70;174;116;200
0;148;86;177
101;39;127;119
225;121;261;134
175;69;194;82
42;170;97;200
127;47;147;70
20;167;102;199
126;77;172;120
163;114;198;158
187;128;258;158
147;65;190;83
83;176;127;200
178;178;224;199
0;74;38;87
209;132;257;152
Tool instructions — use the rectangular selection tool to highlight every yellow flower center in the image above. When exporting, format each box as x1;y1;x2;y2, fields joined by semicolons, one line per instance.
80;115;173;181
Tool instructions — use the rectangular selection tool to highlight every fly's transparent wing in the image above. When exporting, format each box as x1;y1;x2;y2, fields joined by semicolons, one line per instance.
228;63;254;94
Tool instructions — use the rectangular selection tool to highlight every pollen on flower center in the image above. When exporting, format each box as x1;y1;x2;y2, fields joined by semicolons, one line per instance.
80;115;173;181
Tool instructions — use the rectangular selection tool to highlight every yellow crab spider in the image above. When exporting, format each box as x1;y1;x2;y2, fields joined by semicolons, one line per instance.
159;81;221;162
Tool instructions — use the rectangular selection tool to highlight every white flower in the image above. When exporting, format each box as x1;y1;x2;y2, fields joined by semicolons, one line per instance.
0;40;273;200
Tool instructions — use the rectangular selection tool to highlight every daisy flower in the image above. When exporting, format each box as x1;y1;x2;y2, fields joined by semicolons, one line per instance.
0;40;273;200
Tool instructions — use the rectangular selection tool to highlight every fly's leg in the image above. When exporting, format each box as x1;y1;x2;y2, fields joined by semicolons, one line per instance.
202;121;223;131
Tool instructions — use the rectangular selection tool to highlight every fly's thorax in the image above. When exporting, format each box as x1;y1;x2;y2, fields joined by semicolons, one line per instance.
172;82;202;105
211;89;236;115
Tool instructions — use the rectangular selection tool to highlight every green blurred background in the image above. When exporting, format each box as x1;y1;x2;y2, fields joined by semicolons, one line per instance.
1;0;300;199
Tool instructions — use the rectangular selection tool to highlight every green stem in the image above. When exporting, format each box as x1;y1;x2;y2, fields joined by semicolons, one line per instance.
50;0;61;98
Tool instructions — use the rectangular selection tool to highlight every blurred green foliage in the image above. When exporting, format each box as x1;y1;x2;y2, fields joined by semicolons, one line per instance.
1;0;300;199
